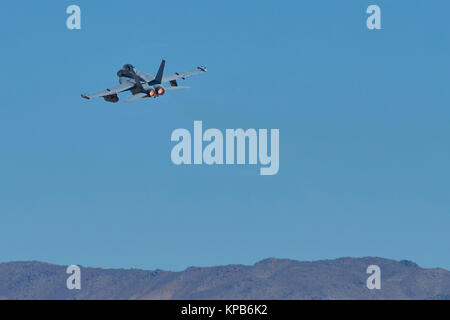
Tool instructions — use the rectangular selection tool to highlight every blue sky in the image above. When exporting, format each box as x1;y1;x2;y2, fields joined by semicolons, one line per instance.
0;1;449;271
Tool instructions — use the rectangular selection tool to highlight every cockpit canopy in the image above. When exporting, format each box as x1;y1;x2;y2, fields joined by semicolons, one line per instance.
117;64;135;78
123;64;135;71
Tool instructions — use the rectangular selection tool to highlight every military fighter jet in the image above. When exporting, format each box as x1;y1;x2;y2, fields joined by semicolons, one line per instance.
81;60;207;103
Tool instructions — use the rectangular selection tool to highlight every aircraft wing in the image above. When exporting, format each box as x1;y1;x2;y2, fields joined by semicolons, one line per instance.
81;82;135;99
161;66;207;84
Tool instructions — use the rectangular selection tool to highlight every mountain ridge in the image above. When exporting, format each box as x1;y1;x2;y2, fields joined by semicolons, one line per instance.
0;257;449;300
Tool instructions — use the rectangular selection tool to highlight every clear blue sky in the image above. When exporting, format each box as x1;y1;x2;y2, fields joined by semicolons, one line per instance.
0;1;449;271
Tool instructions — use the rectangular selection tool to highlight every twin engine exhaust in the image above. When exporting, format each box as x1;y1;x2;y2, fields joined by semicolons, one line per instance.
146;86;165;98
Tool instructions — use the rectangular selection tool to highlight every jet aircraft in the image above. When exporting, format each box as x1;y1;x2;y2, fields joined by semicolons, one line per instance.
81;60;207;102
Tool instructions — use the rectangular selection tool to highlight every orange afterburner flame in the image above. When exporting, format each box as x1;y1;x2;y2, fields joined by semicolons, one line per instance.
148;89;156;97
157;87;165;95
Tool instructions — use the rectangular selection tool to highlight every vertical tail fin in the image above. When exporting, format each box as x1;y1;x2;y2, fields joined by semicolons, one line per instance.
154;59;165;84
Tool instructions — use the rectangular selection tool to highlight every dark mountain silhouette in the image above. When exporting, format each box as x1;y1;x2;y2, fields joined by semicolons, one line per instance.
0;257;449;299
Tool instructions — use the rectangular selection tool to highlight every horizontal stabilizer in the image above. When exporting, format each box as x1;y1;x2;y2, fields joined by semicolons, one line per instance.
164;86;190;90
126;92;147;102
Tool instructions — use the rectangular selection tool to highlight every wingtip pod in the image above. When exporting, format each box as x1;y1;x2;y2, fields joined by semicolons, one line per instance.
81;94;90;100
197;66;207;72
